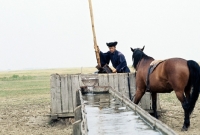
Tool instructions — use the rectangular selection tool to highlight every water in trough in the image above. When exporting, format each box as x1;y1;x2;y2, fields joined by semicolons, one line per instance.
83;93;163;135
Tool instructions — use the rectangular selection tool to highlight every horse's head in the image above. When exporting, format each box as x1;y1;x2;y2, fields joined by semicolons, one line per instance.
130;46;145;69
130;46;145;53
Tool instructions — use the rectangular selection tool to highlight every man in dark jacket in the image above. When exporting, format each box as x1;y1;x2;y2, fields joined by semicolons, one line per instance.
99;41;130;73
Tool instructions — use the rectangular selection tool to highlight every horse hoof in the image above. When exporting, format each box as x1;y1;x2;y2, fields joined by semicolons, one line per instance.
181;126;188;131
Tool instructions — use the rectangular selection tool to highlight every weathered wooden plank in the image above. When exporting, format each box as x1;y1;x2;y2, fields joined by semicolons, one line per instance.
157;94;161;110
108;73;118;91
122;73;135;99
73;120;81;135
74;105;82;121
71;75;80;110
141;92;161;111
50;74;62;114
50;74;56;114
78;74;84;87
123;73;129;98
67;75;74;113
113;74;119;91
55;74;62;113
57;113;74;118
93;86;109;92
51;74;62;114
108;74;114;88
141;92;152;110
79;74;98;87
48;113;74;118
98;74;109;86
60;75;69;113
117;73;123;93
129;73;136;96
118;73;127;94
76;90;81;106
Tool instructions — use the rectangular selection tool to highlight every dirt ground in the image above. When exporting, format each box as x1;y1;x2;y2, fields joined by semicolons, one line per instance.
0;95;73;135
1;94;200;135
159;92;200;135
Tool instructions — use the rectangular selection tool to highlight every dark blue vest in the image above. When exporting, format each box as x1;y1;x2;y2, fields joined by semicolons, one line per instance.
100;50;130;73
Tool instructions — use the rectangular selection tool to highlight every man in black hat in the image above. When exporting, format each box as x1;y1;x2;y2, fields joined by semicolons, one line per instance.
99;41;130;73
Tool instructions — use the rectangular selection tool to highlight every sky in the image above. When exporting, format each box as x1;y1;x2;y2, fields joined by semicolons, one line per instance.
0;0;200;71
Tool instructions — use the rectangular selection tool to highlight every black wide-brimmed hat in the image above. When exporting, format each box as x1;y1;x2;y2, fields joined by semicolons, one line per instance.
106;41;118;47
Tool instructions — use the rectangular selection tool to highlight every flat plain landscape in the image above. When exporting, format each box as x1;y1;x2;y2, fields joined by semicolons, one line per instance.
0;67;200;135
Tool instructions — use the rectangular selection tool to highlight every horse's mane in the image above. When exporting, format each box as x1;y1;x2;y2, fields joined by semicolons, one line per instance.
132;49;153;69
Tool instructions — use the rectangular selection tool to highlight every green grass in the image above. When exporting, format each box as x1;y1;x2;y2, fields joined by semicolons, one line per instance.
0;68;98;98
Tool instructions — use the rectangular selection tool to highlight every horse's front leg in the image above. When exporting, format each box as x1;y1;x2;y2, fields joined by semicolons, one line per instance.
151;92;158;119
134;88;145;104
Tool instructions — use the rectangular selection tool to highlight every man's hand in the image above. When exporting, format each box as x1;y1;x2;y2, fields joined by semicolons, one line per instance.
96;65;101;70
112;68;117;73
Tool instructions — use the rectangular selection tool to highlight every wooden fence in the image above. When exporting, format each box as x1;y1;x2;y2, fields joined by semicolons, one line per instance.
50;73;161;118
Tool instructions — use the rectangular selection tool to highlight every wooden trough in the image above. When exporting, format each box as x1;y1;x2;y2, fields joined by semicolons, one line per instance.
73;88;177;135
50;73;161;119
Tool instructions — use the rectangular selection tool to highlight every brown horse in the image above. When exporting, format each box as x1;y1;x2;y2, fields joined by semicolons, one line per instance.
130;46;200;131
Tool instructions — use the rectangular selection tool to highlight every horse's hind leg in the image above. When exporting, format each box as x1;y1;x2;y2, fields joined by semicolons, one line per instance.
182;96;190;131
151;92;158;119
175;91;190;131
185;85;193;115
184;84;191;101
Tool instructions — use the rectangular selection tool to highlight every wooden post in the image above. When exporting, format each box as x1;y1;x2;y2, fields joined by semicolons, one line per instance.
88;0;101;67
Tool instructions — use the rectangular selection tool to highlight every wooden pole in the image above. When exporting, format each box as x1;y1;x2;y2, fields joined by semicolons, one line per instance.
88;0;101;67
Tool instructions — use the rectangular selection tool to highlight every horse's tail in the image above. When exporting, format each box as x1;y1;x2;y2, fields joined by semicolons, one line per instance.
187;60;200;113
